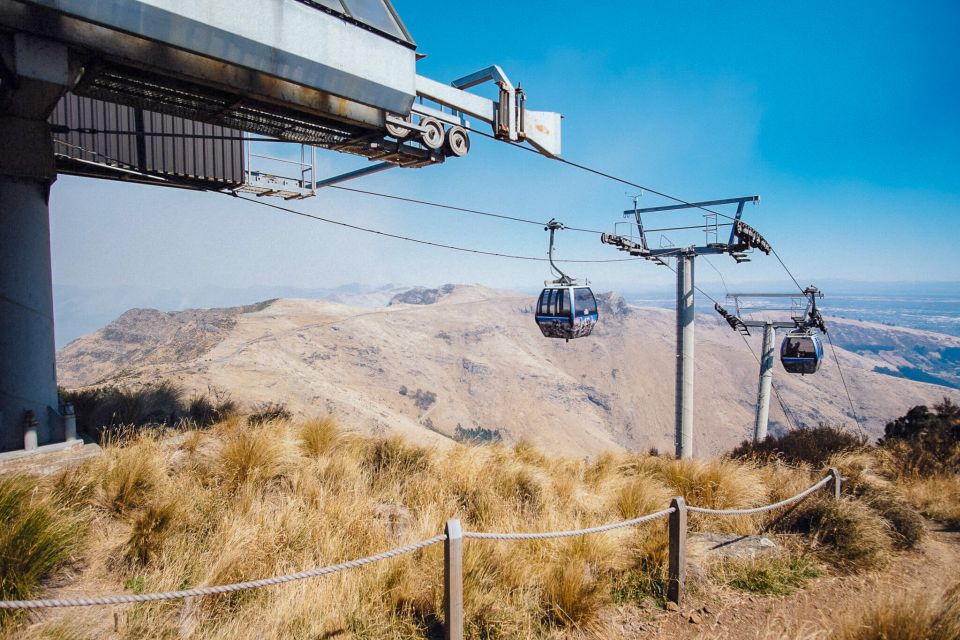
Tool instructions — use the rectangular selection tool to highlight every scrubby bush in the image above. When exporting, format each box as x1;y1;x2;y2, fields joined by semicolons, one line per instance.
730;424;868;467
62;382;242;439
879;399;960;477
246;401;291;426
61;381;183;439
187;387;238;426
453;424;502;444
410;389;437;411
3;416;937;638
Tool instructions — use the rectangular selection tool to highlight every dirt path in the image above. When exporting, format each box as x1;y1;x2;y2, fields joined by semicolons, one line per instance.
640;524;960;639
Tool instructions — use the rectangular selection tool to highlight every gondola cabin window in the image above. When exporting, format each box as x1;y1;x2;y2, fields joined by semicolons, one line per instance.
575;288;597;317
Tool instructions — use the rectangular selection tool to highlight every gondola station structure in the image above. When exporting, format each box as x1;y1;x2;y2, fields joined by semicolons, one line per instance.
0;0;564;453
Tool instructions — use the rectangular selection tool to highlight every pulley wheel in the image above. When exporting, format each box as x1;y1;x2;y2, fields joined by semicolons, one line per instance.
444;125;470;157
419;117;445;150
385;115;413;139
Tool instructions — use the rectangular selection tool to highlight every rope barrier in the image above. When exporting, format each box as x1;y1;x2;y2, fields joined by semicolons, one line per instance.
0;535;446;610
464;507;675;540
686;475;832;516
0;473;837;610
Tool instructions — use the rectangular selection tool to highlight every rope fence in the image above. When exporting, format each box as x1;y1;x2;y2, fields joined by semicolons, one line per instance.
686;475;833;515
0;468;843;640
0;535;447;610
464;507;675;540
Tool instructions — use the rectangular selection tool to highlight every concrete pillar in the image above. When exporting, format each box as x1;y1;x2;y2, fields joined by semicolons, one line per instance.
0;33;72;452
753;322;776;442
675;252;695;459
0;129;61;452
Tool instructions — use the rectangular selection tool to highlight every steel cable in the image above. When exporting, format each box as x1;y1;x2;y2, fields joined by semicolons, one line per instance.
224;192;640;263
826;331;867;439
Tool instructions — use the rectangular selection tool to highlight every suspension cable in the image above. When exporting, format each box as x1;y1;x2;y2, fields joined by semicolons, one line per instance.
469;128;742;221
53;137;642;265
826;331;866;439
223;191;641;264
55;125;749;238
330;185;549;229
771;247;805;293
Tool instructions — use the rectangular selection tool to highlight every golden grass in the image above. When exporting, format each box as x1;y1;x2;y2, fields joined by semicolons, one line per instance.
2;417;942;639
777;496;893;571
831;581;960;640
901;475;960;529
297;415;345;458
95;436;165;513
0;476;86;627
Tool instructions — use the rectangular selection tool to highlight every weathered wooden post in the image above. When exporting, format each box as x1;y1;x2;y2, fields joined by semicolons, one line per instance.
829;467;843;500
667;497;687;606
444;519;464;640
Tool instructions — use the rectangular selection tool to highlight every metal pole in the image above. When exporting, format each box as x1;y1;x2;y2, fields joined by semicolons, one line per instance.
443;519;464;640
675;252;695;458
753;322;776;442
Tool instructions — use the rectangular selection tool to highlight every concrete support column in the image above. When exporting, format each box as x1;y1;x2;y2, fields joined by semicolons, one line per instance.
675;252;695;459
0;147;60;452
753;322;776;442
0;33;72;452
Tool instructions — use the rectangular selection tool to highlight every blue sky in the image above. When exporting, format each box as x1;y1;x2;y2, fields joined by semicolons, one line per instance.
50;1;960;316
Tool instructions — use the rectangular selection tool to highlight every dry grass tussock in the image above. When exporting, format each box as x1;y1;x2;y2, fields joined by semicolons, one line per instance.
831;580;960;640
900;475;960;529
0;417;930;639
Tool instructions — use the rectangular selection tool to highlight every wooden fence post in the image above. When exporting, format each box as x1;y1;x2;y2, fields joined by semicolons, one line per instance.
444;519;464;640
667;497;687;606
829;467;842;499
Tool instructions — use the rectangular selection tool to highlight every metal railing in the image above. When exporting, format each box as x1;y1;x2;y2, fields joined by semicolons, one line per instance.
0;469;843;639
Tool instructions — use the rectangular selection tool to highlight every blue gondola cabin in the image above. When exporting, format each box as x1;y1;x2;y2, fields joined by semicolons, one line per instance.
780;332;824;375
536;286;598;341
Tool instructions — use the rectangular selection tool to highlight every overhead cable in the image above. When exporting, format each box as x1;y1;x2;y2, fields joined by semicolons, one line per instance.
826;332;867;439
223;191;641;264
470;128;742;221
52;137;637;264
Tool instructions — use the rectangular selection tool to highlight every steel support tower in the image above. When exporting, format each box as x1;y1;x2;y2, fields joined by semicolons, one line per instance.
716;288;825;441
602;196;766;458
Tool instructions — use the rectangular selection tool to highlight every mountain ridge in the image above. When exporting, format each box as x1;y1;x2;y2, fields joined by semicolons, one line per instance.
56;285;960;456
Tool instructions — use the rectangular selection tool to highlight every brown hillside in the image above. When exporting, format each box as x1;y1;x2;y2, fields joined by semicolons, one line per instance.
56;286;960;456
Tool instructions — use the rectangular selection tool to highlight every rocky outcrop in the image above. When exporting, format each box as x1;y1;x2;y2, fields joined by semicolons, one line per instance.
56;300;275;387
388;284;456;306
